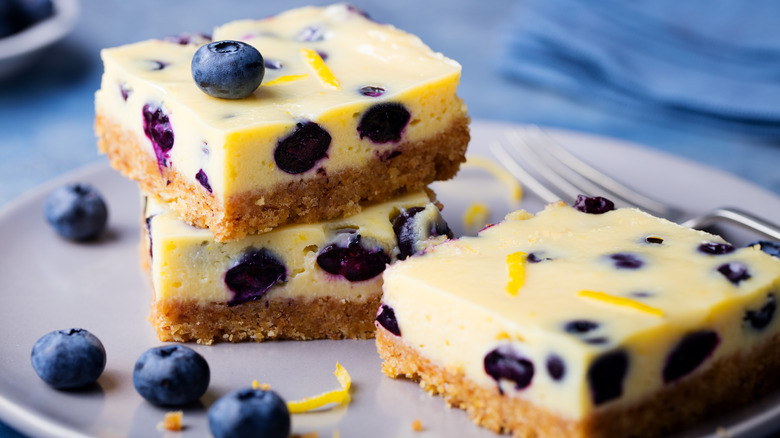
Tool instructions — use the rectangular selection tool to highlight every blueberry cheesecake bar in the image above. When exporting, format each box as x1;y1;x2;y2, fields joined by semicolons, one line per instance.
96;4;469;241
376;196;780;438
142;190;451;344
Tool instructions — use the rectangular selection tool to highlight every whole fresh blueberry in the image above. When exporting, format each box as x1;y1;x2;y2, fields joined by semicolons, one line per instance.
208;387;290;438
572;195;615;214
192;40;265;99
133;345;210;406
43;183;108;241
31;328;106;389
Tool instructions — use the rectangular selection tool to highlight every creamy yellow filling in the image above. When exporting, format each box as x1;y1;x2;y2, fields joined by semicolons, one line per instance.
147;190;437;304
381;203;780;419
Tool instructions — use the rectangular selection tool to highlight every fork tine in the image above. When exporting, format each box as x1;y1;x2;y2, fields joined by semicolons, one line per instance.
504;128;596;204
527;127;674;216
490;141;563;204
500;126;675;218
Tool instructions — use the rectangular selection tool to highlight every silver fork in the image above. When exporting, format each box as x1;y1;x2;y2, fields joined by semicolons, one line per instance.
491;126;780;241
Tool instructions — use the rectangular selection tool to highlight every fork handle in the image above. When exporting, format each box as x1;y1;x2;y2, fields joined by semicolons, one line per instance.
681;207;780;241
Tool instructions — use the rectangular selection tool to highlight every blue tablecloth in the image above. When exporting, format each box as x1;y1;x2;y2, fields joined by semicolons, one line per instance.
1;1;778;436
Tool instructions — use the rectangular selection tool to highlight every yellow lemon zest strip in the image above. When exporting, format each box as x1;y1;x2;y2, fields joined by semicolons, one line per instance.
287;363;351;413
505;251;527;296
300;48;339;89
578;290;664;317
463;156;523;203
251;380;271;390
463;203;490;232
263;74;310;86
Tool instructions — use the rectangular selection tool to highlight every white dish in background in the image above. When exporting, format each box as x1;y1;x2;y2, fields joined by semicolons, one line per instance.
0;120;778;437
0;0;80;80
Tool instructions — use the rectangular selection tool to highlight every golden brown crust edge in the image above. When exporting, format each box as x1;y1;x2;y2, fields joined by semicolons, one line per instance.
375;327;780;438
96;113;470;242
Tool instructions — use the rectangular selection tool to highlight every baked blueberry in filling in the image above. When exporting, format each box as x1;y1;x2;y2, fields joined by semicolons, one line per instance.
743;294;776;331
274;122;331;174
196;169;212;193
526;252;552;263
142;104;174;172
357;102;410;143
224;249;287;306
484;346;535;393
546;354;565;381
698;241;735;255
564;320;599;334
587;349;628;405
359;86;385;97
296;25;325;41
608;253;644;269
717;262;751;285
564;320;608;344
119;82;132;101
572;195;615;214
163;33;212;45
149;60;169;71
376;304;401;336
662;330;719;383
316;231;390;281
392;206;452;260
264;59;283;70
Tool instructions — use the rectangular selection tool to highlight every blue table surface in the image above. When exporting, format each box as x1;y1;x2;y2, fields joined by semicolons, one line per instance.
1;1;778;437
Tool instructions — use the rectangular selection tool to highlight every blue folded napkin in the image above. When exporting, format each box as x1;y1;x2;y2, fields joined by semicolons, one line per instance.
499;0;780;137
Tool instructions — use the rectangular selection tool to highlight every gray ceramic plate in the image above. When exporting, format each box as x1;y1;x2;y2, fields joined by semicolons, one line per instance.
1;121;779;437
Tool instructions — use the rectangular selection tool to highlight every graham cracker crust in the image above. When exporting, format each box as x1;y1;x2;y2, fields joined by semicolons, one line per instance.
151;294;381;345
375;327;780;438
96;112;470;241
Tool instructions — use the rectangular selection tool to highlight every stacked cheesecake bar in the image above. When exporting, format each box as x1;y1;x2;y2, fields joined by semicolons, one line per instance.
94;4;469;344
